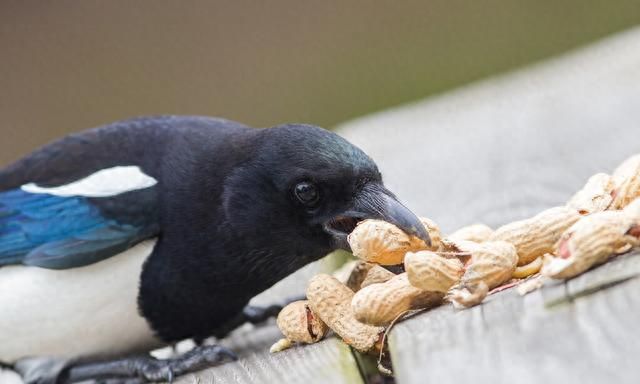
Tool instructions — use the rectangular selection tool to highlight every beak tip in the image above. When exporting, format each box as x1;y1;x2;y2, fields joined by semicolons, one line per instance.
416;226;432;247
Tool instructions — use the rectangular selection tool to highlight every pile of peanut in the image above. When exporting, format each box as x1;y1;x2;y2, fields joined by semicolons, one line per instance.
271;154;640;356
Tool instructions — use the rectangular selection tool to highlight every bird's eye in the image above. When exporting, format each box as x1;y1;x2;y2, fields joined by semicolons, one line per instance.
294;181;320;206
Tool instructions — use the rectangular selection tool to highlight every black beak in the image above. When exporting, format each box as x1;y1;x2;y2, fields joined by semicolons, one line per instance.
323;183;431;251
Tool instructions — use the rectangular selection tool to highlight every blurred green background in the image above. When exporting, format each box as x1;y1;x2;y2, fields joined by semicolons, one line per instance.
1;1;639;166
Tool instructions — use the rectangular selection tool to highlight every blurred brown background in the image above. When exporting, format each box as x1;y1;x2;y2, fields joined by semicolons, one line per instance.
1;1;639;166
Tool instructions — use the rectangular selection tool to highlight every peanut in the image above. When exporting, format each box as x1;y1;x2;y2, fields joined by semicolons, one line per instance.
516;276;543;296
332;259;360;286
624;197;640;220
344;262;396;291
269;338;293;353
449;282;489;309
610;154;640;210
448;241;516;308
512;256;543;279
542;209;640;279
447;223;494;243
567;173;616;215
306;274;383;352
459;241;518;289
351;273;443;326
347;219;429;265
438;238;481;255
490;206;581;265
360;265;396;289
344;261;375;291
437;238;479;268
405;251;464;292
276;300;328;344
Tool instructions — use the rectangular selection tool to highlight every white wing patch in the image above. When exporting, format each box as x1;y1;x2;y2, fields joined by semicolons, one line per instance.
21;166;157;198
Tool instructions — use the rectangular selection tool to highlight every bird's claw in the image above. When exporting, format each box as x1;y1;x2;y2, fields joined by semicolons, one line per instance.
139;345;236;382
60;344;236;383
137;359;173;382
200;345;238;362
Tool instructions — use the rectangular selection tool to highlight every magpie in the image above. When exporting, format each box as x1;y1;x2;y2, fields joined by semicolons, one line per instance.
0;116;429;383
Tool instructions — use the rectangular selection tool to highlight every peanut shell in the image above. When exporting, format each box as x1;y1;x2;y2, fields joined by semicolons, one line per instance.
269;338;293;353
622;197;640;220
449;282;489;309
516;276;544;296
332;260;360;285
490;206;580;265
306;274;383;352
360;265;396;289
276;300;328;344
348;219;428;265
405;251;464;292
351;273;443;326
542;210;640;279
344;261;375;291
438;238;481;255
460;241;518;289
567;173;616;215
447;224;494;243
512;256;543;279
611;154;640;210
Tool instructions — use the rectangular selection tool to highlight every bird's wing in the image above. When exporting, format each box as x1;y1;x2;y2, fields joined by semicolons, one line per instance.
0;167;160;270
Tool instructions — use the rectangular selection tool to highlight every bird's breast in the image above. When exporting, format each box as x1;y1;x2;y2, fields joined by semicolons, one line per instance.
0;240;164;363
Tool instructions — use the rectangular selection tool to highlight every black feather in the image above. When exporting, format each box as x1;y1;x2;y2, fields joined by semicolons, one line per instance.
0;116;382;343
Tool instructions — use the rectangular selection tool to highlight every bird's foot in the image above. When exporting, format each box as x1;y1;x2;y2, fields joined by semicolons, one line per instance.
13;356;70;384
61;345;237;383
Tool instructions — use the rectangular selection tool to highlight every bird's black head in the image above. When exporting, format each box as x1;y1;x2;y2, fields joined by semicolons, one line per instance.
222;124;429;265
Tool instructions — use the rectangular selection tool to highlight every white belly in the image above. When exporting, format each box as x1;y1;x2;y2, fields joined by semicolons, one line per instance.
0;240;164;363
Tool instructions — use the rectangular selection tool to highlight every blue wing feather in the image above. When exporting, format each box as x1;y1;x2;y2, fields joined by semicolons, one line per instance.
0;189;148;269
